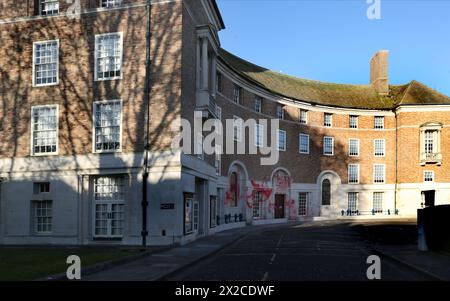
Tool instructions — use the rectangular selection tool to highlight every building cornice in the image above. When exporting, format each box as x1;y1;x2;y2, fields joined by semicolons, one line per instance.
0;0;178;25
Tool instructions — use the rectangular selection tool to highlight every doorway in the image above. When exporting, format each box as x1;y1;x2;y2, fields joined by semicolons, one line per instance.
422;190;435;207
274;194;285;219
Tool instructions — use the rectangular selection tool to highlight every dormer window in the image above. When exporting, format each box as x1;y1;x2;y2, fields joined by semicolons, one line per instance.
40;0;59;16
420;123;443;165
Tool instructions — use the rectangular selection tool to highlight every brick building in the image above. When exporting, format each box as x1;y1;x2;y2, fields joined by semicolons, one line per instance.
0;0;449;246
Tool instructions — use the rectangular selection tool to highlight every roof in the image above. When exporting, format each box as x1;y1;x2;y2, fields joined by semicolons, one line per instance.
211;0;225;29
219;49;450;110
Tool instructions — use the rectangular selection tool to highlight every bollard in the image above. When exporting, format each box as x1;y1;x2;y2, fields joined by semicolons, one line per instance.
417;209;428;251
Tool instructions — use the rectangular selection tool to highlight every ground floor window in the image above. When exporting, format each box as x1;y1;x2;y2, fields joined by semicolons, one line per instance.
253;191;263;219
373;192;383;214
93;176;125;238
210;196;217;228
348;192;359;215
193;201;199;232
184;193;194;234
34;200;52;234
298;192;309;216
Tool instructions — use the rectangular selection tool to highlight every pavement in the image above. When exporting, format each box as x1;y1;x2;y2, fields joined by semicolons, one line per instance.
82;220;450;281
84;224;263;281
373;245;450;281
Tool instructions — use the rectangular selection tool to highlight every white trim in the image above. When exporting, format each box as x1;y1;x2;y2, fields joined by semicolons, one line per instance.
92;99;123;154
374;116;385;129
0;1;178;25
373;164;386;184
99;0;123;8
348;164;360;184
323;136;334;156
38;0;60;16
299;133;310;154
277;129;286;151
349;115;359;129
255;123;264;147
32;39;60;87
297;192;309;217
233;115;243;142
423;170;435;183
348;138;360;157
94;32;124;82
396;105;450;113
30;104;59;157
374;139;386;157
299;109;308;124
324;113;333;127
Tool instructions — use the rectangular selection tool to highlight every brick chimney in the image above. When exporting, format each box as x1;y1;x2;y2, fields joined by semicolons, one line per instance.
370;50;389;95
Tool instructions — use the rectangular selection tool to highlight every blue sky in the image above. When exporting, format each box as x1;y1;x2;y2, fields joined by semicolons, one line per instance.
216;0;450;95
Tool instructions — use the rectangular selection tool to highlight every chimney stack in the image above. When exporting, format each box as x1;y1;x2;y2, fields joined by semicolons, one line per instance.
370;50;389;95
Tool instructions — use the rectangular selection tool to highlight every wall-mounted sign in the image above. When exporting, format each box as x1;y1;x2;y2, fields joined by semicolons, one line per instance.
161;203;175;210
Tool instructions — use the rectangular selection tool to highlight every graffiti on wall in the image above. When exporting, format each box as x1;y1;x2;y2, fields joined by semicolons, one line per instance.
224;168;300;219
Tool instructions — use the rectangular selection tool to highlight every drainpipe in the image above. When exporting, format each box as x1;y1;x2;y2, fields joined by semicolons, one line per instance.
394;108;398;214
141;0;152;247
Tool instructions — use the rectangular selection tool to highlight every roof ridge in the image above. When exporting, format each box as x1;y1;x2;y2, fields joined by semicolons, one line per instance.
220;48;373;89
397;81;414;106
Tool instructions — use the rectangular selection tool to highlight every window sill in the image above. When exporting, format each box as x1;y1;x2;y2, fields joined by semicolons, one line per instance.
93;237;123;241
31;153;59;157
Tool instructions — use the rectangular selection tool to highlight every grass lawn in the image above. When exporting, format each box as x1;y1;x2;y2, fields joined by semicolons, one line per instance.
0;248;139;281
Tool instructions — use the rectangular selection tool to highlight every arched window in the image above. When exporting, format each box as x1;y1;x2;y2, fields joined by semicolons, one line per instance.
229;172;238;207
322;179;331;206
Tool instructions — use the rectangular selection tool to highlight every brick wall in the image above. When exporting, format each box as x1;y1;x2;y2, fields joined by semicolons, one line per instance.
0;1;182;158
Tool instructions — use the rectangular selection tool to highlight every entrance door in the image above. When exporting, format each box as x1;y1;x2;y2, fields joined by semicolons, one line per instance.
274;194;285;219
422;190;435;207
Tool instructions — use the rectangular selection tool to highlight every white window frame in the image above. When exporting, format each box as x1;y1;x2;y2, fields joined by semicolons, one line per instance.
348;164;360;184
373;192;383;214
323;136;334;156
374;116;385;129
424;171;435;183
349;115;358;129
30;105;59;156
299;134;310;154
373;164;386;184
277;130;286;151
324;113;333;127
255;124;264;147
215;145;221;176
32;40;59;87
349;138;360;157
374;139;386;157
348;192;359;213
232;85;241;104
233;116;242;142
92;176;126;239
276;105;285;120
39;0;59;16
100;0;123;8
34;200;53;234
254;96;262;113
94;32;124;81
253;191;263;219
299;109;308;125
92;100;123;153
196;133;204;160
298;192;309;216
